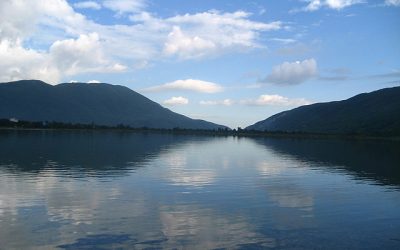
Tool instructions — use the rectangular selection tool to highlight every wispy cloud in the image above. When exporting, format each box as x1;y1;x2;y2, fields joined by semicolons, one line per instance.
103;0;146;14
318;67;351;81
199;99;234;106
367;70;400;79
318;76;349;81
276;43;314;56
270;38;297;44
241;95;312;106
144;79;223;93
163;96;189;105
73;1;102;10
199;95;312;107
292;0;364;12
385;0;400;6
318;68;400;82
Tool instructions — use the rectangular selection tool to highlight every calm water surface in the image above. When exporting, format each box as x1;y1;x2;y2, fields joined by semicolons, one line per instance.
0;130;400;249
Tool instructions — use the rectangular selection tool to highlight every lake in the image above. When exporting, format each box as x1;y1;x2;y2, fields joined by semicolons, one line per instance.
1;130;400;249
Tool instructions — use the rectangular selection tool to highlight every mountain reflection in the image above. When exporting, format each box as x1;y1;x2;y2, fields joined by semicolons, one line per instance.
0;130;212;177
252;137;400;187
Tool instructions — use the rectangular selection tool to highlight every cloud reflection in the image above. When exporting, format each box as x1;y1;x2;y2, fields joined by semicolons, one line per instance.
159;150;217;187
159;205;276;249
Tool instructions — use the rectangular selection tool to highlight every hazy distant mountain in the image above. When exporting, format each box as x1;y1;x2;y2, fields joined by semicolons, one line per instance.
246;87;400;136
0;80;227;130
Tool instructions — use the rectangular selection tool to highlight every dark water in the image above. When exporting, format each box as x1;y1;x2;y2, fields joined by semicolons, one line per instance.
1;130;400;249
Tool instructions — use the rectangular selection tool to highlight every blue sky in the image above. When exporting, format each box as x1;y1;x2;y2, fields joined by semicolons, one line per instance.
0;0;399;128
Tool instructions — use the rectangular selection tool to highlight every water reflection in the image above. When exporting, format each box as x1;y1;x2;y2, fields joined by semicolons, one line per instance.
252;137;400;187
159;204;275;249
1;131;400;249
158;148;217;187
0;130;210;177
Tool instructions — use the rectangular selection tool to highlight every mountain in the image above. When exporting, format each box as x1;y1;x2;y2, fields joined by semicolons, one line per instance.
246;87;400;136
0;80;227;130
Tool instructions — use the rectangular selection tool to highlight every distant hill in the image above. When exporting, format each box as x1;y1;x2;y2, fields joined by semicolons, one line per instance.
246;87;400;136
0;80;227;130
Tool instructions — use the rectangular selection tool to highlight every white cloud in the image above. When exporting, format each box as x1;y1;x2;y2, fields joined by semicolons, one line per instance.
103;0;146;14
0;0;85;43
293;0;364;12
163;26;216;59
161;11;282;59
0;0;283;83
265;58;317;85
325;0;364;9
304;0;323;11
199;99;234;106
0;0;114;83
163;96;189;105
241;94;312;106
50;33;126;76
145;79;223;93
87;80;101;83
385;0;400;6
109;63;127;71
166;11;281;31
0;39;60;83
0;32;125;84
73;1;102;10
271;38;297;44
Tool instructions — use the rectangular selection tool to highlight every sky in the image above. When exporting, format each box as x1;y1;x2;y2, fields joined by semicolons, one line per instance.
0;0;399;128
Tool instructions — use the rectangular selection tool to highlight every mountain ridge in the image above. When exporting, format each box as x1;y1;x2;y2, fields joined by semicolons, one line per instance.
246;86;400;136
0;80;227;130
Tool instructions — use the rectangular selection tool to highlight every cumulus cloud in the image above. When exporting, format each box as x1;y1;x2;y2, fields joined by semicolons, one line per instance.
163;26;216;59
144;79;223;93
73;1;102;10
385;0;400;6
0;0;123;83
0;32;126;84
0;0;283;83
0;0;85;42
298;0;364;12
241;94;312;106
0;40;59;83
161;11;282;59
163;96;189;105
50;33;126;76
264;58;317;85
199;99;234;106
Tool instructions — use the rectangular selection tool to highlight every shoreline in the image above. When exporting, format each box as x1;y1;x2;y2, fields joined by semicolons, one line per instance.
1;126;399;142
